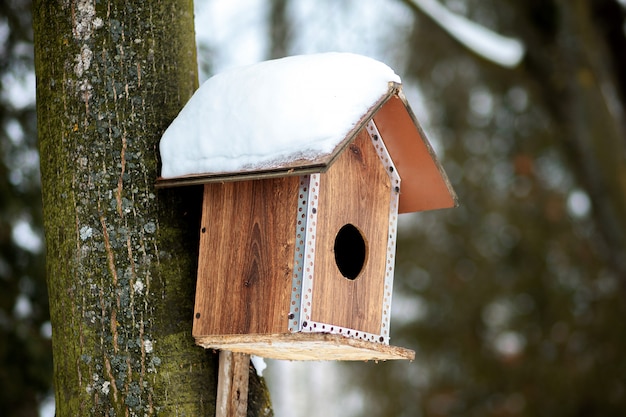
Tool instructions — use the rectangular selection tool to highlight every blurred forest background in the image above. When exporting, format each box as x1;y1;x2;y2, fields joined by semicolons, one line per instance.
2;0;626;416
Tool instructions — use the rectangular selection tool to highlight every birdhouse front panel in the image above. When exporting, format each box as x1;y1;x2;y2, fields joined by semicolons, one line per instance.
193;121;400;346
193;176;300;337
303;128;394;337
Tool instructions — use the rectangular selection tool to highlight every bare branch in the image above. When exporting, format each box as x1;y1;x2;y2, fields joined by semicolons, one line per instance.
401;0;525;68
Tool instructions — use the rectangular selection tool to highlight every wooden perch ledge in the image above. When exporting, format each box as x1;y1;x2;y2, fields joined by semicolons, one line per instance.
198;333;416;362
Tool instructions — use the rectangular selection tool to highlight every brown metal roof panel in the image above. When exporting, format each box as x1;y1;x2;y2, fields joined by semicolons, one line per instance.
373;92;458;214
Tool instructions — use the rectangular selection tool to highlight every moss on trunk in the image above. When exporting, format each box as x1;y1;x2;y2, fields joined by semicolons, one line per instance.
33;1;273;415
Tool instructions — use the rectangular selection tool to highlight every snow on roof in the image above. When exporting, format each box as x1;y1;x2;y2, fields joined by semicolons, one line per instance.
159;52;401;179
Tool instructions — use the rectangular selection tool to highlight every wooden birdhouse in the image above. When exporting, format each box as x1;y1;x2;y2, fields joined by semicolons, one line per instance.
157;53;457;361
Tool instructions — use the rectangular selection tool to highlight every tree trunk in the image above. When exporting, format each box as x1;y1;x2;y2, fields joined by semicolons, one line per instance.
267;0;291;59
404;0;626;279
33;1;272;415
522;0;626;278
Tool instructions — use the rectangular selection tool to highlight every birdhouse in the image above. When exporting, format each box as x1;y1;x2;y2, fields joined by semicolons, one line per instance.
157;53;457;361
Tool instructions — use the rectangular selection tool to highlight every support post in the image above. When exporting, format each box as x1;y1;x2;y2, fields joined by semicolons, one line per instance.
216;351;250;417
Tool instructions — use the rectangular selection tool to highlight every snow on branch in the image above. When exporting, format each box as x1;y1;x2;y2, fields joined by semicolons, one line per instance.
410;0;525;68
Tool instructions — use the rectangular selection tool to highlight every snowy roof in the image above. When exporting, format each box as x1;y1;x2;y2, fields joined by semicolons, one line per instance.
158;52;458;214
159;52;400;181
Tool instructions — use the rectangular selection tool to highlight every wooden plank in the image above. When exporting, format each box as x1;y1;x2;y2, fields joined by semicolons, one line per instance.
193;177;300;337
311;130;390;335
216;351;250;417
155;163;328;188
197;333;415;361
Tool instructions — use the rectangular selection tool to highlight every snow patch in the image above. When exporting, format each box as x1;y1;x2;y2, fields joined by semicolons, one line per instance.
159;52;400;178
250;355;266;376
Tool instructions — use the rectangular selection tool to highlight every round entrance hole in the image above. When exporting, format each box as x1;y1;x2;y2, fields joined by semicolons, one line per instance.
334;223;367;280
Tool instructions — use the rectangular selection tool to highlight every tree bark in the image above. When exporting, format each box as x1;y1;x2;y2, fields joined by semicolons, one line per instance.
267;0;291;59
33;1;272;415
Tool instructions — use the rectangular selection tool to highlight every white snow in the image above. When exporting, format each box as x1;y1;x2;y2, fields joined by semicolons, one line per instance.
250;355;266;377
159;52;400;178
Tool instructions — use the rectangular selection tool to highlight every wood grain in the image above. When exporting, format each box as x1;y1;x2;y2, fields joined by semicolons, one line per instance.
216;351;250;417
311;129;391;335
193;177;300;337
196;333;415;361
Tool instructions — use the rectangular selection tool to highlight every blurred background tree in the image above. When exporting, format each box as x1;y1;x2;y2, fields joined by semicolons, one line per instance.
2;0;625;415
0;0;51;416
345;1;626;416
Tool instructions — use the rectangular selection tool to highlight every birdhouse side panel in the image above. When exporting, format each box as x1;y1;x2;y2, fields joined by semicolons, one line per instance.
193;178;300;337
311;129;390;335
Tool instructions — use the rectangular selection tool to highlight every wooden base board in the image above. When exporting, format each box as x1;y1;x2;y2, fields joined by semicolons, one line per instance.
195;333;415;361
